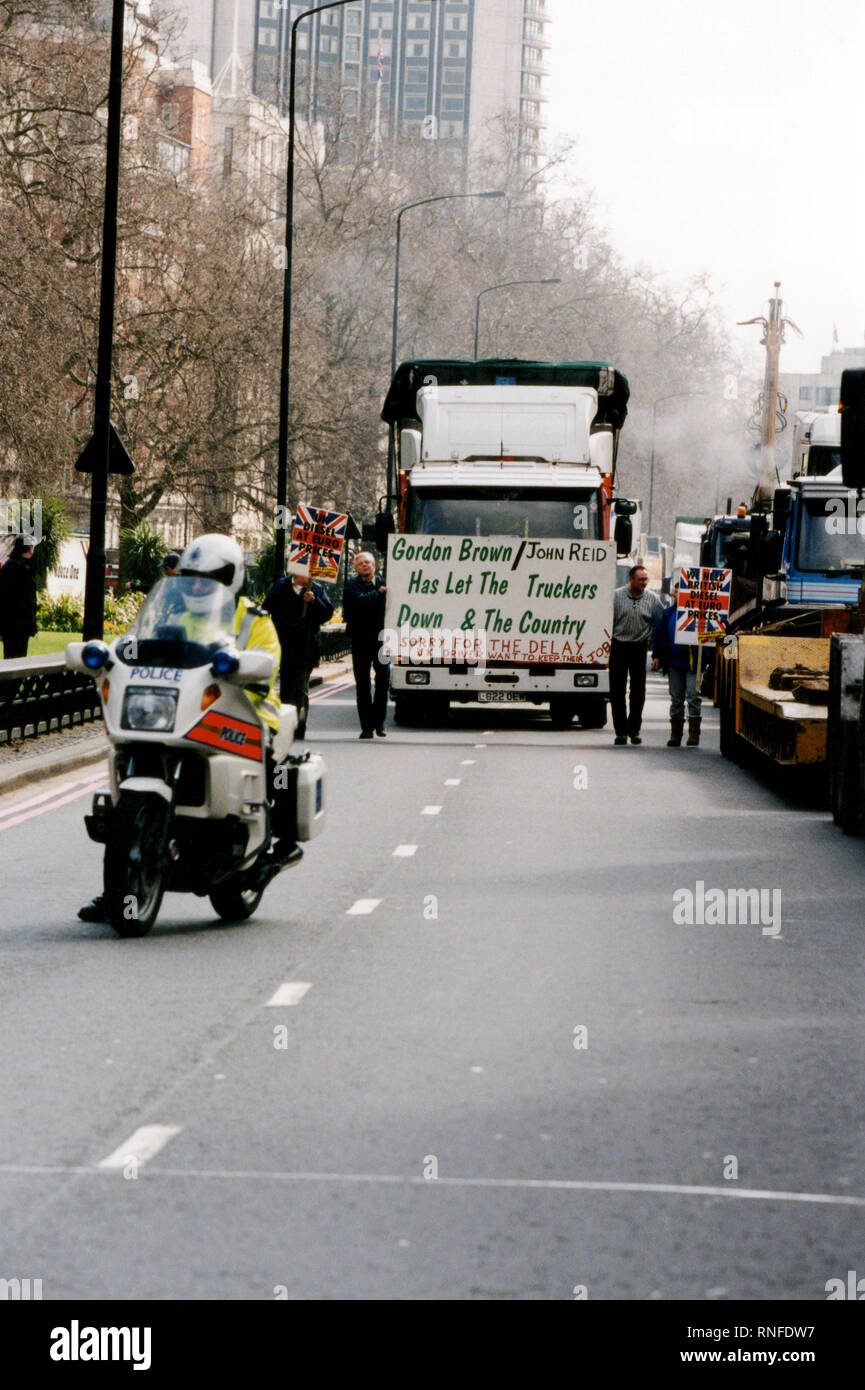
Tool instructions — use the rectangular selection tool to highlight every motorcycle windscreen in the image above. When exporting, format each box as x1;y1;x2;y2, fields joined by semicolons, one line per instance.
116;576;238;669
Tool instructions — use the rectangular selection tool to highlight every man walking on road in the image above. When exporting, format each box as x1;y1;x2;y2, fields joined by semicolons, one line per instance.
651;582;702;746
610;565;664;745
264;572;333;740
343;551;388;740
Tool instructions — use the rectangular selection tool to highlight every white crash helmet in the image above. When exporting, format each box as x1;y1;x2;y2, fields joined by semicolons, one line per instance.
179;534;245;612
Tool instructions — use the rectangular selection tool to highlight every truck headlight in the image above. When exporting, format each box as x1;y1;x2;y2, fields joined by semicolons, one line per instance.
406;670;430;685
574;674;599;687
121;686;178;732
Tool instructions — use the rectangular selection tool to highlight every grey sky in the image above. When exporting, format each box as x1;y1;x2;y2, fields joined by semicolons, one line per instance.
546;0;865;373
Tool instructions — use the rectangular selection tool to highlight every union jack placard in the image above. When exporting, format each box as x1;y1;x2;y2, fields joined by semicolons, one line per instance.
288;504;348;584
675;566;732;645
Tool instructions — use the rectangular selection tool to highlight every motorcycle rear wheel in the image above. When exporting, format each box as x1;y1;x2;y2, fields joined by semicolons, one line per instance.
104;794;168;937
210;879;264;922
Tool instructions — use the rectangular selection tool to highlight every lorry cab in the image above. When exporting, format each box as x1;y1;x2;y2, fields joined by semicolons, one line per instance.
700;512;751;571
777;471;864;607
379;359;633;728
791;410;842;478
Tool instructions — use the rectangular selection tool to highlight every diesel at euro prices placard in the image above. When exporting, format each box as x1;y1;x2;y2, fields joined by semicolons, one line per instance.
384;535;616;665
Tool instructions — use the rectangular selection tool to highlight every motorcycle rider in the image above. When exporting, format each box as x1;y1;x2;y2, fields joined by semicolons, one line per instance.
78;534;285;922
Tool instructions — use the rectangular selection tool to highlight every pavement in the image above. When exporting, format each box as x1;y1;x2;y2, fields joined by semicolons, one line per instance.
0;657;355;796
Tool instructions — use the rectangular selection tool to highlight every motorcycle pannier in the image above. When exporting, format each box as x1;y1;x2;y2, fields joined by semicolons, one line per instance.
296;753;326;841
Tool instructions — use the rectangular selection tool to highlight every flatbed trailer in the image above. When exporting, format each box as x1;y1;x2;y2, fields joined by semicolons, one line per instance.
716;632;831;768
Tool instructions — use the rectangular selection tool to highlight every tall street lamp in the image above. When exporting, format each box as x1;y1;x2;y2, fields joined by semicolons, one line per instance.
276;0;453;576
387;189;505;508
276;0;372;577
473;277;561;360
648;391;710;535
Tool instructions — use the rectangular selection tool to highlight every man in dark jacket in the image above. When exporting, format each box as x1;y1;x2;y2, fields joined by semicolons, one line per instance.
343;550;388;739
0;536;38;659
264;572;333;739
651;595;702;746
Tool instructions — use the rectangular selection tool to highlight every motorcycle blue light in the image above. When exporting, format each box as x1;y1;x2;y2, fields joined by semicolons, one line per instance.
82;641;109;670
212;649;240;677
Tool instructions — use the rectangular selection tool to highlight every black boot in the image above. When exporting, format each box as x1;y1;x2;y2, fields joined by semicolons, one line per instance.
667;717;685;747
78;895;106;922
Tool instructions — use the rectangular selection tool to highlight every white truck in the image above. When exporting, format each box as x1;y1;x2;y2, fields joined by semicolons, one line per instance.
379;359;635;728
791;410;841;478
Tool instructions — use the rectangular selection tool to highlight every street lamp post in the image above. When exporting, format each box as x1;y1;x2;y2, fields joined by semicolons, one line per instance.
473;277;561;360
276;0;456;576
276;0;369;578
648;391;710;535
387;190;505;509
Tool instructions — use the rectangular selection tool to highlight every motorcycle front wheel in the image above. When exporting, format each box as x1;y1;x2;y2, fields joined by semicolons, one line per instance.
103;793;168;937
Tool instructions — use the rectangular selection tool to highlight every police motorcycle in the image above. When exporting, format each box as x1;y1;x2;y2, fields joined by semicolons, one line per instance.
66;536;325;937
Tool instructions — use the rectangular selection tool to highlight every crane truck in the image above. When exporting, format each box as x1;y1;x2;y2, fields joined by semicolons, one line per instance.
377;359;636;728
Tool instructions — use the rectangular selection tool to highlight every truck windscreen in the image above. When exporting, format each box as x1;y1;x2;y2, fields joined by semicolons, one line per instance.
796;496;865;573
808;446;842;477
407;488;601;539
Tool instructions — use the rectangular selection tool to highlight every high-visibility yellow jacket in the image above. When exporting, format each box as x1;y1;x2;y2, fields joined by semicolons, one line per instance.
178;595;282;733
232;596;282;732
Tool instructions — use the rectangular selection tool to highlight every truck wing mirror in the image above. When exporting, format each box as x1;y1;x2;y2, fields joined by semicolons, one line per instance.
840;368;865;489
614;516;633;556
760;531;783;574
375;510;395;555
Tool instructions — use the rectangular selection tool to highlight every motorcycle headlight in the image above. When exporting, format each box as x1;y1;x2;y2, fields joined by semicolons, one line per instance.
121;686;179;732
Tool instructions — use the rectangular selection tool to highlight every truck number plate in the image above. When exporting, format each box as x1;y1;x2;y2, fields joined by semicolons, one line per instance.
477;691;524;703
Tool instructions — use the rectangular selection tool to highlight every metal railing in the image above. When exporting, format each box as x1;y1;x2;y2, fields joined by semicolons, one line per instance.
319;623;351;662
0;655;101;744
0;627;352;744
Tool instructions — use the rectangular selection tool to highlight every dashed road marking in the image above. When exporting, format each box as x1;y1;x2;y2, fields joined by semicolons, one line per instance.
444;779;461;786
346;898;382;915
460;759;476;765
393;844;418;857
422;805;442;816
97;1124;182;1171
266;982;312;1007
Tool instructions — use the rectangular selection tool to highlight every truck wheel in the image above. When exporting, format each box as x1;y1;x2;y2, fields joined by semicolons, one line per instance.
830;721;864;835
548;696;578;728
394;693;422;726
577;696;607;730
210;879;265;922
103;793;168;937
394;693;448;726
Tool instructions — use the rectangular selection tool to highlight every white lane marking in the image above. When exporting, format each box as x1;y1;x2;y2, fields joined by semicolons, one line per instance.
460;759;476;765
1;1167;842;1208
474;743;486;749
0;773;107;833
393;844;418;857
266;982;312;1007
444;778;461;786
421;805;442;816
346;898;382;915
96;1124;182;1171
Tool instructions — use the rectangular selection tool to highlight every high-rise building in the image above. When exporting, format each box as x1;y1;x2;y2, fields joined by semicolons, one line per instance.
167;0;550;171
